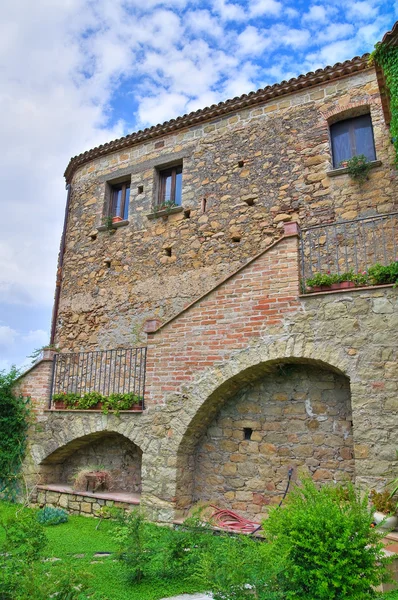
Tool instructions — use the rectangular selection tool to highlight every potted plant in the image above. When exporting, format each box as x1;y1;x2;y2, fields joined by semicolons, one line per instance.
112;215;123;223
370;489;398;531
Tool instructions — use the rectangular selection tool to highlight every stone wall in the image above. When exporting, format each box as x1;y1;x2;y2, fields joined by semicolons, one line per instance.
19;230;398;522
193;364;354;520
36;488;137;516
55;68;397;353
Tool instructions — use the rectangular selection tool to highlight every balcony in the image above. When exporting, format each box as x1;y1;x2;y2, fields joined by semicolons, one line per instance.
49;347;147;411
300;212;398;293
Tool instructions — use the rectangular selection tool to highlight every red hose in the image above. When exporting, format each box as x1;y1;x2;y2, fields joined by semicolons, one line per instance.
208;505;261;534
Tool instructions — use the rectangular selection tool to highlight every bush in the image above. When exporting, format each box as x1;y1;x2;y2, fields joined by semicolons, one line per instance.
262;477;389;599
0;368;30;498
37;506;69;526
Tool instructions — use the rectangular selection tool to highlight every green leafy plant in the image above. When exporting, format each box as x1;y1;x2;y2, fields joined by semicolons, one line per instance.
102;215;114;230
37;506;69;526
0;368;30;499
371;42;398;165
345;154;371;184
52;391;143;414
28;343;58;365
262;477;389;599
305;272;338;288
368;261;398;285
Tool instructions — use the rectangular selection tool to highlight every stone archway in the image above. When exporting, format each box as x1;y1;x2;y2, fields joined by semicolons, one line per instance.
174;353;355;520
39;431;142;493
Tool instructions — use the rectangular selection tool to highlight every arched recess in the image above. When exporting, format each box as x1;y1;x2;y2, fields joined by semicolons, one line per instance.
175;357;354;520
39;431;142;493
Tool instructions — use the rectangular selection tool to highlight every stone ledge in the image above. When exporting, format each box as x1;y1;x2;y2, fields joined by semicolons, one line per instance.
97;219;129;231
300;283;396;297
44;408;144;414
147;206;184;220
37;484;141;505
327;160;382;177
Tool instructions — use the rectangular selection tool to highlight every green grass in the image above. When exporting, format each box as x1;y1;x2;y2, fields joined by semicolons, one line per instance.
0;502;204;600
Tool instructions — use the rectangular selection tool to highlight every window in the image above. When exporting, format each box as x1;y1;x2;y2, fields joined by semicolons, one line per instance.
158;165;182;207
330;114;376;168
110;182;130;220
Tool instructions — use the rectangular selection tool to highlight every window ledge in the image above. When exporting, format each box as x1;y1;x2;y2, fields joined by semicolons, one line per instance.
327;160;382;178
97;219;129;231
146;206;184;220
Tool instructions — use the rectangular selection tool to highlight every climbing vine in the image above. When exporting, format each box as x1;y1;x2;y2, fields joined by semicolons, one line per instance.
0;368;30;499
371;42;398;164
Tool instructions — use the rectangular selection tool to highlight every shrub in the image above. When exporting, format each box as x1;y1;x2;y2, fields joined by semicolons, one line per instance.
37;506;69;526
262;477;389;599
0;368;30;499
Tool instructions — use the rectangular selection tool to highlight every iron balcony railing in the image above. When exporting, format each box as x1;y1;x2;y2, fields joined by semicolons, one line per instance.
300;212;398;285
50;347;147;409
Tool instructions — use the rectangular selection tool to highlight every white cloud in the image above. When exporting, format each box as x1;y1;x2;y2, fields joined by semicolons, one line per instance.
237;26;273;56
317;23;354;43
22;329;49;346
248;0;282;18
302;5;327;23
0;326;18;348
347;1;379;20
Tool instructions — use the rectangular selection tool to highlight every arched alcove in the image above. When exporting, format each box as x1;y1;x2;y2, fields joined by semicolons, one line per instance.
39;431;142;493
176;359;354;520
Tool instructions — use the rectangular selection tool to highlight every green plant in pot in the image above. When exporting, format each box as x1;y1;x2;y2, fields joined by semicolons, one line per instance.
345;154;371;184
370;489;398;531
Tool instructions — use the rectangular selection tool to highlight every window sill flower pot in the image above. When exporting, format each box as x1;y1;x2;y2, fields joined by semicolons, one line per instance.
331;281;356;290
53;400;65;409
112;216;123;224
307;285;330;293
374;511;398;531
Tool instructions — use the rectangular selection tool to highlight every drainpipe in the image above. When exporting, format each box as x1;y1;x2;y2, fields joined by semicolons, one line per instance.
50;183;72;345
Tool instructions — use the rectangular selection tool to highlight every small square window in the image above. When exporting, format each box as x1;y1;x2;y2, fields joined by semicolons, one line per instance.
158;165;182;208
330;114;376;168
110;182;130;220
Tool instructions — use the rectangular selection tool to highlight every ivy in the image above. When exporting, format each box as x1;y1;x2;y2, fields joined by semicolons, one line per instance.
371;42;398;164
0;368;30;500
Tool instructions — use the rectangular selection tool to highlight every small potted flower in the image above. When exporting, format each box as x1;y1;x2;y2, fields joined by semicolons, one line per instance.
112;215;123;224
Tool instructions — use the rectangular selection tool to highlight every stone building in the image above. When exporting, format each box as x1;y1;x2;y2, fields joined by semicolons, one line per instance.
17;23;398;522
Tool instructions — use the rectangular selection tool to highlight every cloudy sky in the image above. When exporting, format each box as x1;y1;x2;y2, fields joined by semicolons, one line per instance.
0;0;396;371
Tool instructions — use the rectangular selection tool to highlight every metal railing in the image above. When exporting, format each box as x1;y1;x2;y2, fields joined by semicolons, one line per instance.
50;347;147;409
300;212;398;284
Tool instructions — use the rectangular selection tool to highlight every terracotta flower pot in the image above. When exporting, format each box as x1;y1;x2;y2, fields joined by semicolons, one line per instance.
338;281;356;289
54;400;65;409
112;215;123;223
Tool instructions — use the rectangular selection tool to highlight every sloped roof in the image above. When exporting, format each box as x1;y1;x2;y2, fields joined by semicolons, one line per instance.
380;21;398;46
64;53;370;182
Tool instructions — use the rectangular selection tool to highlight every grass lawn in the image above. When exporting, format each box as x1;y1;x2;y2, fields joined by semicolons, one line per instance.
0;501;204;600
1;500;397;599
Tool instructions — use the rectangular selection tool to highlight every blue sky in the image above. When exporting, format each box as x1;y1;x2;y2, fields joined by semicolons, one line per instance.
0;0;396;371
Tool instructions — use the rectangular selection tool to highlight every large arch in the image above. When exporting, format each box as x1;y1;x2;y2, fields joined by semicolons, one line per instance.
39;431;143;493
173;340;357;518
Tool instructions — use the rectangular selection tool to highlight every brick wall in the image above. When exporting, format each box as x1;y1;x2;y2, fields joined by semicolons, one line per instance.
145;228;301;405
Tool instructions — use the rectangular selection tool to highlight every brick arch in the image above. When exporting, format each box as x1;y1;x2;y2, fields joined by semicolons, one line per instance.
173;339;355;513
321;100;377;124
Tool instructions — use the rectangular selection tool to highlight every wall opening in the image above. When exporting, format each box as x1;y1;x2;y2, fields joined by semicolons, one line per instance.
39;432;142;494
176;360;353;521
